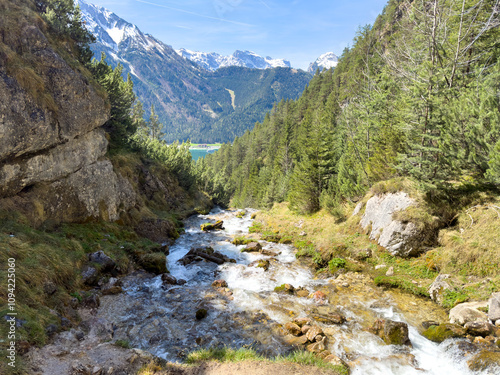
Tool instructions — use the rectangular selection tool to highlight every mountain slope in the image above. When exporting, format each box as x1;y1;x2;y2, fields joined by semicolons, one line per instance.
176;48;292;71
78;0;312;143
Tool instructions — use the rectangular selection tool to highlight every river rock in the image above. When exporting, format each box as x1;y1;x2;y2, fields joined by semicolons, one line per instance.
428;274;453;305
489;292;500;322
179;247;235;265
465;322;495;337
311;313;346;325
249;259;270;271
89;251;116;272
260;248;279;256
293;317;312;327
301;325;311;335
284;322;302;336
195;309;208;320
359;192;429;257
274;283;295;294
306;336;327;353
212;279;228;288
449;302;489;325
371;319;411;346
306;325;324;342
312;290;328;304
242;242;262;252
161;274;178;285
383;320;411;346
467;350;500;372
423;324;466;343
200;220;224;231
283;334;308;346
296;288;310;298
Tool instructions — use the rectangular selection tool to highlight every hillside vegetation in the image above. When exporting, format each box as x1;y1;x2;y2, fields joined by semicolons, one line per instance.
198;0;500;213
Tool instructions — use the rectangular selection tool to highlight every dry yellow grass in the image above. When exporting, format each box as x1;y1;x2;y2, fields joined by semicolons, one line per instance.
253;189;500;305
436;198;500;277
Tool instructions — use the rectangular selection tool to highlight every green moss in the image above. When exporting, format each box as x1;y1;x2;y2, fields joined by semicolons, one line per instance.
232;237;254;245
374;276;430;297
114;339;131;349
422;324;466;343
329;258;347;273
279;236;293;244
441;289;470;308
249;221;263;233
138;253;167;274
468;351;500;372
261;231;281;243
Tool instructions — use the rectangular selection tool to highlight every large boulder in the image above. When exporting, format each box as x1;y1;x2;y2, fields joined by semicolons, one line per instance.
489;293;500;322
360;192;431;257
449;302;489;325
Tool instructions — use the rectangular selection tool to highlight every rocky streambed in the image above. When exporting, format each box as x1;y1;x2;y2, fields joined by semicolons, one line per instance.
28;208;500;374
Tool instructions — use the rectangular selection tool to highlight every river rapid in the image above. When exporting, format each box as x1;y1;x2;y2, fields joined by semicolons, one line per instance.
96;208;491;374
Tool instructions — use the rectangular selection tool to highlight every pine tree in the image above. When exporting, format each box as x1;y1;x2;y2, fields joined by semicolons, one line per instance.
148;104;165;141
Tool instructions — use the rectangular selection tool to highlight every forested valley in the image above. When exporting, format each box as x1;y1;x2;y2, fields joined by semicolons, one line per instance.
197;0;500;214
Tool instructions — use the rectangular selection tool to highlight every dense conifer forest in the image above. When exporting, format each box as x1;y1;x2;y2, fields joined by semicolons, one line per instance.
196;0;500;213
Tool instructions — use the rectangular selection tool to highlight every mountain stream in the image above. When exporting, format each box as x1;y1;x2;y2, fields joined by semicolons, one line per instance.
96;208;490;374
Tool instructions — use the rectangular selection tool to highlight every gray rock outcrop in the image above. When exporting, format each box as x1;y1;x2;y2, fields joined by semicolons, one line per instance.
488;292;500;322
360;192;424;257
0;23;136;225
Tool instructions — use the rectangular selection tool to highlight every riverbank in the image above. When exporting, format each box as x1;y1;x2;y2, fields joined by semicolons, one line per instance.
249;182;500;308
23;208;500;374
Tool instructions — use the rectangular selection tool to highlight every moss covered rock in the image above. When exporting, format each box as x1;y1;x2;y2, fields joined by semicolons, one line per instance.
138;253;167;274
422;324;466;343
274;283;295;294
200;220;224;231
467;351;500;372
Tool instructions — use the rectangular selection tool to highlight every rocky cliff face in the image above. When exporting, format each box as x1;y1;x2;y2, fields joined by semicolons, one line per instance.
0;14;135;225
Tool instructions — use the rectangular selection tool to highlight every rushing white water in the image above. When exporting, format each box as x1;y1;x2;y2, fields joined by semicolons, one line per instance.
103;208;495;373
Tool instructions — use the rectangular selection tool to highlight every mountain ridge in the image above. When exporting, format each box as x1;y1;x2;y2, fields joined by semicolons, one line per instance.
176;48;292;71
77;0;312;143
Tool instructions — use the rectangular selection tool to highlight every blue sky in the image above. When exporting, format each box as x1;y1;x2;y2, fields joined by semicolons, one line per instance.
84;0;388;70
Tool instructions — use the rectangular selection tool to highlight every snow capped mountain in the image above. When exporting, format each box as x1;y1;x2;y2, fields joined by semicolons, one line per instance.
77;0;173;58
76;0;312;143
308;52;339;73
176;49;292;71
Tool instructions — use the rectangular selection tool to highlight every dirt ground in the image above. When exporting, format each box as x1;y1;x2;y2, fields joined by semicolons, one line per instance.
158;361;341;375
